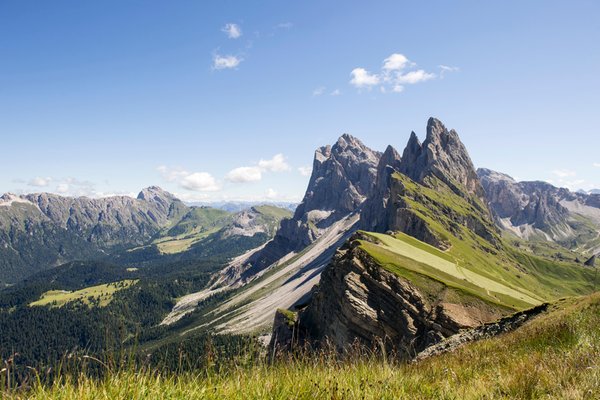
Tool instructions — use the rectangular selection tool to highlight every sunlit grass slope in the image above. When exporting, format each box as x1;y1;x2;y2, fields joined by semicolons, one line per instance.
29;280;138;308
13;293;600;399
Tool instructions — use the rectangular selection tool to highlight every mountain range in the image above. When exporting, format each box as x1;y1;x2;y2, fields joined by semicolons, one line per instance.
1;117;598;368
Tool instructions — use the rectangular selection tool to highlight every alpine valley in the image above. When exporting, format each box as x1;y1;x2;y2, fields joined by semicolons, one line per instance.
2;119;599;394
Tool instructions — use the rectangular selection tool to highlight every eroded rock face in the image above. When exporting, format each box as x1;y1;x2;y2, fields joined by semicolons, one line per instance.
242;134;381;277
360;145;402;233
477;168;600;241
24;186;187;249
398;118;487;203
286;235;503;359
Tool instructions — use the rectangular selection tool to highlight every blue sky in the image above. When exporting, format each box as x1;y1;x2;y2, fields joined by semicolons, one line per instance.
1;0;599;202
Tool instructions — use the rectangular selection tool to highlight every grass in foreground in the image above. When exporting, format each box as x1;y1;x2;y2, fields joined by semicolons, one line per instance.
7;293;600;399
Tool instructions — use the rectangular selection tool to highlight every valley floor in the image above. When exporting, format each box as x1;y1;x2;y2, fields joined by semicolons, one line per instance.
6;293;600;399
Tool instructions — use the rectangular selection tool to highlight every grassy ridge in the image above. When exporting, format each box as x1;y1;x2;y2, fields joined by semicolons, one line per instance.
9;293;600;399
388;173;597;303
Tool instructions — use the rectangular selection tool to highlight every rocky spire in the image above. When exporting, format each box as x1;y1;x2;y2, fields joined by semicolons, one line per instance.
245;133;381;275
398;117;487;203
360;144;402;231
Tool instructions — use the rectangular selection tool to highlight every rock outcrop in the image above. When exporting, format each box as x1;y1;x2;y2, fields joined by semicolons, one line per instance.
238;134;381;281
478;168;600;243
585;255;596;267
414;303;549;361
272;234;506;359
398;118;487;204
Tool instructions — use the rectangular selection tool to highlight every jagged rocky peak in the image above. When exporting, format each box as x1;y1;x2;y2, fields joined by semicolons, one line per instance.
297;133;381;217
477;168;575;236
137;186;177;202
399;118;486;201
239;134;381;280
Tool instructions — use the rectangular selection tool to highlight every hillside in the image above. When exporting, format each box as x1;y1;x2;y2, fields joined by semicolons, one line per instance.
12;292;600;399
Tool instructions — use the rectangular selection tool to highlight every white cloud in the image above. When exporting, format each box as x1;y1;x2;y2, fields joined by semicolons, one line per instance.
222;23;242;39
350;68;380;88
157;165;188;182
330;89;341;96
313;86;325;96
226;154;290;183
158;166;220;192
226;166;263;183
180;172;220;192
350;53;439;94
383;53;409;71
298;166;312;177
276;22;293;29
213;54;242;70
265;188;278;199
28;177;52;187
395;69;436;84
56;183;69;193
439;65;459;78
552;169;577;178
593;163;600;168
258;154;290;172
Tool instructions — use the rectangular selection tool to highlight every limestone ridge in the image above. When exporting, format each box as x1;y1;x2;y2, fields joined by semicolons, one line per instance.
398;118;487;204
242;134;381;277
360;118;497;247
478;168;600;245
270;233;506;358
0;187;188;283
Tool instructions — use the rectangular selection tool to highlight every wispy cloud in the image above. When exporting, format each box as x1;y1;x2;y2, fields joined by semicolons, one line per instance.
157;166;220;192
226;154;290;183
552;169;577;178
330;89;341;96
439;65;459;78
313;86;326;96
275;22;293;30
350;53;443;93
221;23;242;39
593;163;600;168
28;177;52;187
213;54;243;70
547;169;595;191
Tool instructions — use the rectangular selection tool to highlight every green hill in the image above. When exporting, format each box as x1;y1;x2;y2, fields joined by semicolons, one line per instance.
12;292;600;399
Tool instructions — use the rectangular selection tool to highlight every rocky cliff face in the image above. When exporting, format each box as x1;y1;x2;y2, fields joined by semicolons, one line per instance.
361;119;497;248
271;234;506;358
360;145;402;233
398;118;487;204
478;168;600;245
239;134;381;280
24;186;187;250
270;118;510;357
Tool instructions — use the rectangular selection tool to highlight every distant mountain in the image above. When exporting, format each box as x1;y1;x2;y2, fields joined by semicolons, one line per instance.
191;201;298;213
0;187;293;285
478;169;600;253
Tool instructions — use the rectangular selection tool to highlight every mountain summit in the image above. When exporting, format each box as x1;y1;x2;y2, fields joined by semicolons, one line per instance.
399;118;486;203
